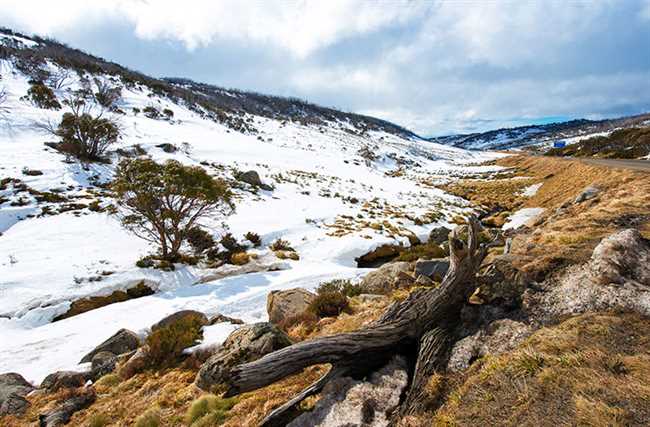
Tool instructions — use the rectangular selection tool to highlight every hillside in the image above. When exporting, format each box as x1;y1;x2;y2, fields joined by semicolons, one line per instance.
433;113;650;151
545;126;650;159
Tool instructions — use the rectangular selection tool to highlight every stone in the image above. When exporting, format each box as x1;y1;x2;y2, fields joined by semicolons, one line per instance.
574;185;600;204
394;271;416;288
40;371;87;392
195;322;292;390
414;258;450;281
38;387;95;427
236;170;273;191
288;356;409;427
428;226;451;245
0;373;34;416
80;328;141;364
151;310;208;332
355;244;403;268
475;254;528;306
118;346;150;380
359;261;411;294
208;314;244;325
415;274;435;286
155;143;177;153
266;288;316;324
89;352;117;381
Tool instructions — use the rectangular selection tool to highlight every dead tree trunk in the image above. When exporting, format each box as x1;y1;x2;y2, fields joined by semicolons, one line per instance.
223;216;495;425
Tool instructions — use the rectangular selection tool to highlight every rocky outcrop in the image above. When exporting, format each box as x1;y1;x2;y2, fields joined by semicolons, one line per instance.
447;319;533;372
236;170;273;191
38;387;95;427
267;288;316;324
89;352;117;381
117;346;150;380
79;328;141;363
359;261;411;294
355;244;403;268
414;258;449;281
150;310;208;332
40;371;87;393
574;185;600;204
195;323;292;391
208;314;244;325
524;229;650;322
0;373;34;416
288;356;409;427
473;254;528;306
428;226;451;245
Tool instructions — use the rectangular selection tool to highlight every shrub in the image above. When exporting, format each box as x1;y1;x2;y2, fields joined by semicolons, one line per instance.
269;238;294;252
132;107;141;114
277;311;319;333
316;279;362;298
143;105;160;119
396;242;446;262
220;233;245;253
146;315;204;367
26;80;61;109
162;108;174;118
244;231;262;247
185;395;237;426
275;250;299;261
309;291;350;318
134;407;161;427
113;159;234;261
88;413;111;427
93;78;121;109
230;251;250;265
186;226;216;254
94;373;120;388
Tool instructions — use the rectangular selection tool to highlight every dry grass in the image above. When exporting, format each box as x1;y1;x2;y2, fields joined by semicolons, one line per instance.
430;312;650;427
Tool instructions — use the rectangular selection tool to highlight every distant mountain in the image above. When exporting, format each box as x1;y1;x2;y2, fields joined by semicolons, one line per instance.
430;114;650;151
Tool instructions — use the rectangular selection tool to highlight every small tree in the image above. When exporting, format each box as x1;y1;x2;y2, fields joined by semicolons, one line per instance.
113;158;234;261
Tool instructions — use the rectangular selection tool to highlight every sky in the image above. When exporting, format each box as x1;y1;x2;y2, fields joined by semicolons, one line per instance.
1;0;649;136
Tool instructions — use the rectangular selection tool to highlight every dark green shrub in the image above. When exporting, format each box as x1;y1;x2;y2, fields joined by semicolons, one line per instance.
396;242;446;262
316;279;362;297
220;233;245;252
186;226;215;254
269;238;294;252
26;80;61;109
185;395;237;426
308;291;350;318
145;316;204;367
93;78;121;109
244;231;262;247
143;105;160;119
162;108;174;118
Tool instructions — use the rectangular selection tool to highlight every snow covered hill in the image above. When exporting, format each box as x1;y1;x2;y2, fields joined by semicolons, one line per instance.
0;29;503;383
432;114;650;151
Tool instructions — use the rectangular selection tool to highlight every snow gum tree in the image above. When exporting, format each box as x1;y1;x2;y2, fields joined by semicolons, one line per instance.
112;158;234;261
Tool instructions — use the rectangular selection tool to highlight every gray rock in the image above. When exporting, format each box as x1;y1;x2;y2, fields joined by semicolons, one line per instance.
155;143;177;153
40;371;87;392
359;261;411;295
89;352;117;381
267;288;316;324
475;254;528;305
288;356;409;427
236;170;273;191
80;328;141;363
117;346;150;380
151;310;208;332
38;388;95;427
195;322;292;390
574;185;600;204
0;373;34;416
354;294;385;304
447;319;533;372
428;226;451;245
208;313;244;325
414;258;449;281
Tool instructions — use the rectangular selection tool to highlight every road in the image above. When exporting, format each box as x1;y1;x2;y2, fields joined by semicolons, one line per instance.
578;158;650;173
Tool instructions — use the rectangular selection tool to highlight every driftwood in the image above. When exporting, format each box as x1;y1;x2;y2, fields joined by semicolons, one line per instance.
223;216;496;425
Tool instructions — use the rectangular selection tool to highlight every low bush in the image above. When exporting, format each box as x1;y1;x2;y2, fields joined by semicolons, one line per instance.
275;250;300;260
162;108;174;118
186;226;216;254
143;105;160;119
134;407;161;427
396;242;447;262
316;279;363;298
145;316;204;367
88;413;111;427
230;251;250;265
244;231;262;247
220;233;246;253
269;238;294;252
309;291;350;318
185;395;237;426
25;80;61;109
277;311;319;334
94;373;120;389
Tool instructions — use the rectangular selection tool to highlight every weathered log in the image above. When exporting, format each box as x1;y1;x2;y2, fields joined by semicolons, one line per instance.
222;216;494;424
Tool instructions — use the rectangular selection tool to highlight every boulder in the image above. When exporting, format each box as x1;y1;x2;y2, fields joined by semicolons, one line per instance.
40;371;87;393
355;244;403;268
38;387;95;427
475;254;528;306
117;346;150;380
359;261;411;294
236;170;273;191
288;356;408;427
414;258;449;281
208;313;244;325
151;310;208;332
80;328;141;363
0;373;34;416
195;323;292;390
428;226;451;245
155;143;177;153
89;352;117;381
574;185;600;204
267;288;316;324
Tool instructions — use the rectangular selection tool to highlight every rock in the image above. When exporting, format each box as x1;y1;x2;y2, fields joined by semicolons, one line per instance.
208;314;244;325
118;346;150;380
355;244;403;268
359;261;411;294
195;322;292;390
40;371;87;393
89;352;117;381
266;288;316;324
475;254;528;306
415;274;435;286
0;373;34;416
414;258;449;281
79;328;141;363
151;310;208;332
524;229;650;322
394;271;416;288
574;185;600;204
39;387;95;427
236;170;273;191
155;143;177;153
428;226;451;245
288;356;409;427
447;319;533;372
